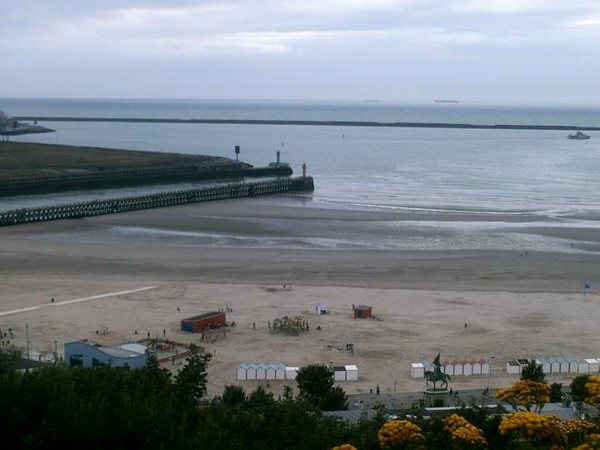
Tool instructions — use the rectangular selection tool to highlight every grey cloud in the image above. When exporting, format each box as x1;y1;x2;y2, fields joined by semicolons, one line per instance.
2;0;600;103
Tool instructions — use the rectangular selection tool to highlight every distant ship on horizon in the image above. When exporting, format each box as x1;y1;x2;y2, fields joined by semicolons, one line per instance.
567;130;590;140
435;99;459;103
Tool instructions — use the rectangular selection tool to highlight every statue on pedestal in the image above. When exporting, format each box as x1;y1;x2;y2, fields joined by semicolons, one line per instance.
424;353;451;390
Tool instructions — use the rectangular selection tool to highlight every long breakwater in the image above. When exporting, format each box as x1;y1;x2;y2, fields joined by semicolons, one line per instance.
0;176;314;227
14;116;600;131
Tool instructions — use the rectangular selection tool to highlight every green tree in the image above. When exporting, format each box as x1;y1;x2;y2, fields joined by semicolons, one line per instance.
570;374;591;402
296;363;334;401
320;385;349;411
174;343;212;401
520;360;546;382
221;385;247;406
550;382;562;403
246;385;274;407
296;364;349;410
0;346;20;375
282;384;294;400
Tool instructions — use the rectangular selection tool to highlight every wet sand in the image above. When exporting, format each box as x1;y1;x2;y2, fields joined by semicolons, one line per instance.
1;197;599;396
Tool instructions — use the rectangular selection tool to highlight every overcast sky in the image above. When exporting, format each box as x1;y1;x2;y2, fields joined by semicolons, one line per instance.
1;0;599;104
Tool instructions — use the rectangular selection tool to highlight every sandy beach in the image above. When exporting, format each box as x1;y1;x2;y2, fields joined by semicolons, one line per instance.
1;196;599;396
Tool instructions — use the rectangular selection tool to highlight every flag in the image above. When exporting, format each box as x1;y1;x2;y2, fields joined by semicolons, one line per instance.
584;282;591;290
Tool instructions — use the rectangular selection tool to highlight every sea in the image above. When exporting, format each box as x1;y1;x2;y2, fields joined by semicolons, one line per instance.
1;98;599;253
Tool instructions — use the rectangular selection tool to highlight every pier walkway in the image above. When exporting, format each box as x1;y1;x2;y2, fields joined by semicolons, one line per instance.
0;176;314;227
0;163;293;196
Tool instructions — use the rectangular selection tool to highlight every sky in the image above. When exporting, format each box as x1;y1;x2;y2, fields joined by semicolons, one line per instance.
1;0;599;104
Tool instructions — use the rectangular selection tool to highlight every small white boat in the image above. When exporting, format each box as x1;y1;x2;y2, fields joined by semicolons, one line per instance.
568;131;590;140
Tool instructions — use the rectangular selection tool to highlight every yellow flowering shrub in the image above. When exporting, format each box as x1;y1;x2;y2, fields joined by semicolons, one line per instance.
443;414;487;447
584;375;600;407
496;380;551;412
378;419;425;448
499;411;563;447
561;418;597;435
571;433;600;450
332;445;357;450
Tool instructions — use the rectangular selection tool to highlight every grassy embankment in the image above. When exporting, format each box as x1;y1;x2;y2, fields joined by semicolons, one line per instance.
0;142;233;181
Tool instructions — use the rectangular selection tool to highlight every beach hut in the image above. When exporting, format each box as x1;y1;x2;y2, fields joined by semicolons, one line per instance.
506;360;521;375
551;359;560;374
567;358;578;374
481;359;490;375
334;366;346;381
585;358;599;373
353;305;372;319
443;360;454;376
309;302;330;315
463;361;473;376
518;359;530;371
536;358;551;374
411;363;425;378
345;365;358;381
266;364;277;380
275;364;286;380
285;366;299;380
256;364;266;380
181;311;226;333
237;364;249;381
558;357;570;374
246;364;257;380
578;360;590;374
453;360;464;376
472;359;483;376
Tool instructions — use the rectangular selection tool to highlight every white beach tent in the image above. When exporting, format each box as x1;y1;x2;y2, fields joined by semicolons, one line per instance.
285;366;299;380
334;366;346;381
411;363;425;378
308;302;330;314
345;365;358;381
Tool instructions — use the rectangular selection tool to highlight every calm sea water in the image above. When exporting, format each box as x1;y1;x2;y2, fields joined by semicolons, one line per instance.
1;98;599;252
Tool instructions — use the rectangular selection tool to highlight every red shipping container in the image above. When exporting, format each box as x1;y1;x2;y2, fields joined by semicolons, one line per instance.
181;311;226;332
353;305;372;319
